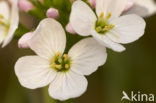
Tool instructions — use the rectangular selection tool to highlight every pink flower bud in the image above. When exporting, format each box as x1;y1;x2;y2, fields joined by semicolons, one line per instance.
65;23;76;34
88;0;96;8
18;0;34;12
18;32;33;48
38;0;43;3
69;0;75;3
124;0;134;12
46;8;59;19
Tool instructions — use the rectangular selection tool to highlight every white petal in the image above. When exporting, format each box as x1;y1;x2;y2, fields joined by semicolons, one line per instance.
0;1;10;20
0;30;6;44
49;71;87;101
70;0;97;36
2;2;19;47
29;18;66;60
0;1;10;45
124;0;156;17
68;38;107;75
18;32;33;48
96;0;127;18
108;14;146;44
15;56;57;89
9;0;18;4
91;30;125;52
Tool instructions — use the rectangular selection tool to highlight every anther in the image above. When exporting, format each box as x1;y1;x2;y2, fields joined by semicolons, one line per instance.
104;26;110;31
65;64;69;69
99;12;104;18
56;52;62;57
63;54;68;61
109;24;115;29
51;58;55;63
96;26;102;32
106;12;111;19
55;65;62;70
0;14;4;19
51;63;55;68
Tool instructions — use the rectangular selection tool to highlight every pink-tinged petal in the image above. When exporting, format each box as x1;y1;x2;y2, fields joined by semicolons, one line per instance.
29;18;66;60
2;0;19;47
124;0;134;12
65;22;76;34
96;0;127;18
124;0;156;17
70;0;97;36
91;30;125;52
108;14;146;44
15;56;57;89
18;32;33;48
49;71;87;101
0;1;10;20
68;38;107;75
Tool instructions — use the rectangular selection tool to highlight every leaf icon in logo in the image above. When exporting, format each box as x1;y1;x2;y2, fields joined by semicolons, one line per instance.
121;91;131;101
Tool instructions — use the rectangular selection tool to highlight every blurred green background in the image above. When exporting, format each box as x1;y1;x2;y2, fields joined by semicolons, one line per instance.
0;2;156;103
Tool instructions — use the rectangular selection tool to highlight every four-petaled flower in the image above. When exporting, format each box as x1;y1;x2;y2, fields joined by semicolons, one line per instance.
15;18;107;101
70;0;146;52
0;0;19;47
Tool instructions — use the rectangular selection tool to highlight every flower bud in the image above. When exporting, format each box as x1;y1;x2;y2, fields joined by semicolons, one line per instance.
124;0;134;12
88;0;96;8
46;8;59;19
69;0;75;3
18;0;34;12
65;23;76;34
18;32;33;48
38;0;43;3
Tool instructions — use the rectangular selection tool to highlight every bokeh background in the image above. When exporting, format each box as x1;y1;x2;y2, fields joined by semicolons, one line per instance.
0;1;156;103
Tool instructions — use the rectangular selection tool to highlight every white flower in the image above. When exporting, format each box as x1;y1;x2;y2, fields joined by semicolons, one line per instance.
124;0;156;17
70;0;146;52
15;18;107;101
0;0;19;47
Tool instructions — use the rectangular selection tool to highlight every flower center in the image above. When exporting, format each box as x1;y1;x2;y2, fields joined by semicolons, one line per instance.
0;14;9;32
50;52;71;72
95;12;115;34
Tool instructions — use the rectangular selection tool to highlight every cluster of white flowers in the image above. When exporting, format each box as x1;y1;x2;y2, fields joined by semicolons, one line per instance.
0;0;156;101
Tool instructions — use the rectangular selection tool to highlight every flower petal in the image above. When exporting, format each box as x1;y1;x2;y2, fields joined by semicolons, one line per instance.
0;30;6;44
96;0;127;18
49;71;87;101
70;0;97;36
124;0;156;17
91;30;125;52
68;38;107;75
29;18;66;60
0;1;10;20
108;14;146;44
15;56;57;89
2;1;19;47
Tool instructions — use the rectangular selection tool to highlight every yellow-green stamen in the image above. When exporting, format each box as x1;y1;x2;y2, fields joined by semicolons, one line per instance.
50;52;71;72
95;12;115;34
